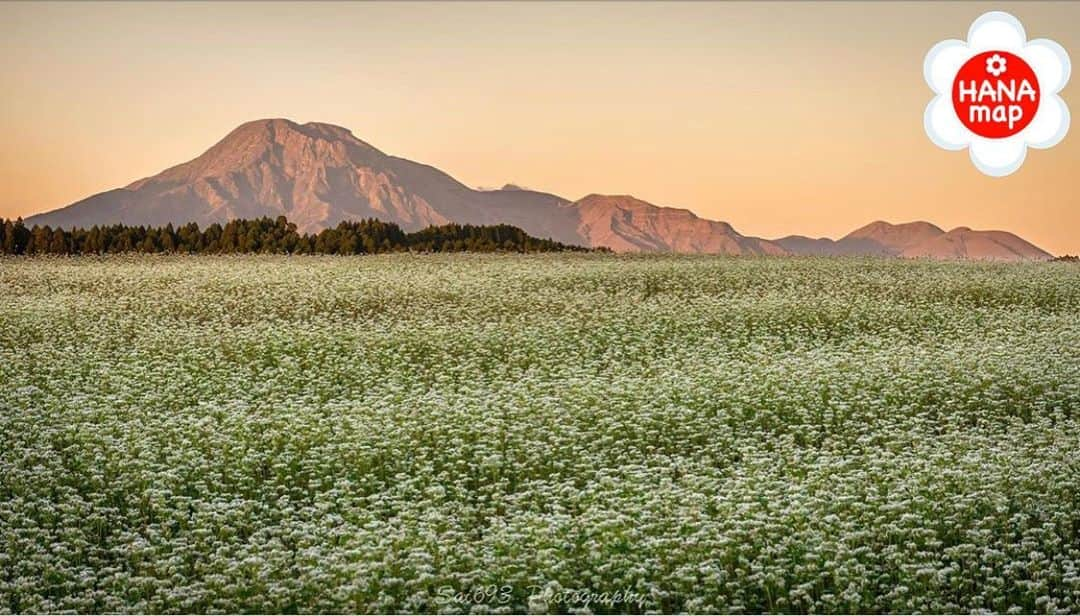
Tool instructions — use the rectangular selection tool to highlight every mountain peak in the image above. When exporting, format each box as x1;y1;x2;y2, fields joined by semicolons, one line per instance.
839;220;945;255
571;193;781;255
844;220;944;238
578;193;626;203
222;118;377;149
126;118;389;195
20;118;1050;259
902;226;1051;260
234;117;298;131
774;219;1049;260
577;194;668;210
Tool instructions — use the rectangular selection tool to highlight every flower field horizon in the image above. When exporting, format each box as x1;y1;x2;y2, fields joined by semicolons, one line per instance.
1;254;1079;613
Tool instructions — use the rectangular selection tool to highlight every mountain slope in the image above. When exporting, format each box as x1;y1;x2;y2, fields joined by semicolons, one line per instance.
29;119;569;237
776;221;1050;260
900;227;1052;260
574;194;785;254
773;235;861;256
840;220;946;255
25;118;781;254
22;119;1051;258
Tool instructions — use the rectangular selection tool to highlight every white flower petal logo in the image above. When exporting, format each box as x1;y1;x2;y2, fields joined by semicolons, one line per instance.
924;12;1070;177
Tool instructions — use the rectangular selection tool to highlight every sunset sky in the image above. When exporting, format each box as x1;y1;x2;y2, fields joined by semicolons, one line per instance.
1;1;1077;254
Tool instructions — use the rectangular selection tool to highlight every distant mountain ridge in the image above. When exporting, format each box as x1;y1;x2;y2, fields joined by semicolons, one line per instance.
774;220;1050;260
24;118;1052;260
574;194;784;255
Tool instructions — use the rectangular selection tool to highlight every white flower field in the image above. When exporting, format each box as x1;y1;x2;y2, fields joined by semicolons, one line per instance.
1;254;1078;613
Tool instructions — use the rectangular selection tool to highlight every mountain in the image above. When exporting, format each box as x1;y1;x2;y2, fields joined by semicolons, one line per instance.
773;235;854;256
898;227;1052;260
26;118;781;254
23;119;1050;259
775;221;1049;260
27;119;576;239
776;221;944;256
573;194;784;254
841;220;946;255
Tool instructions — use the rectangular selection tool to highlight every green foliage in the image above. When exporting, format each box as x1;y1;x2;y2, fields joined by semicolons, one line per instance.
0;216;589;255
0;255;1078;613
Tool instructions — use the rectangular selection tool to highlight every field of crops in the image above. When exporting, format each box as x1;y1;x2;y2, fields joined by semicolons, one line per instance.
1;254;1079;613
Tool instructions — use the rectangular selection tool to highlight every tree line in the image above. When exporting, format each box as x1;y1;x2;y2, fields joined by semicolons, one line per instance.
0;216;594;255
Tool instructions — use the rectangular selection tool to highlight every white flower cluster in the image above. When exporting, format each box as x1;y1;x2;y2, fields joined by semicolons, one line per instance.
1;254;1078;613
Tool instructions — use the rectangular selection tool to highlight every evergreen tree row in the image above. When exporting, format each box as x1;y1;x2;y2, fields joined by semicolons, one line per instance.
0;216;593;255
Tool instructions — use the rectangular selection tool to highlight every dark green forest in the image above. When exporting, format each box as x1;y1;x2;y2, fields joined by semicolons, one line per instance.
0;216;594;255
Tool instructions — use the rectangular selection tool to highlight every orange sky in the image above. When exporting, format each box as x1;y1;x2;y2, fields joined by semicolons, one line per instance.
1;1;1077;254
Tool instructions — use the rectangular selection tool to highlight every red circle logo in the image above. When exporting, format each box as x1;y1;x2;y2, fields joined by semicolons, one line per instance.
951;51;1040;139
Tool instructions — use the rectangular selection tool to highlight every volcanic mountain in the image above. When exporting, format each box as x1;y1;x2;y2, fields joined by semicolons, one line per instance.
25;118;781;254
774;220;1050;260
25;118;1052;259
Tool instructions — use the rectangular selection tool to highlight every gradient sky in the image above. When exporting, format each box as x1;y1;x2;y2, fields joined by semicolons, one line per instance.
1;1;1077;253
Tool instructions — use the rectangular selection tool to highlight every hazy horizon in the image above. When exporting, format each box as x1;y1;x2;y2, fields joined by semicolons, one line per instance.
2;1;1077;253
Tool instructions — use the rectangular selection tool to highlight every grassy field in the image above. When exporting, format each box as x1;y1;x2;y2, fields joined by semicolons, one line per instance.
1;254;1079;613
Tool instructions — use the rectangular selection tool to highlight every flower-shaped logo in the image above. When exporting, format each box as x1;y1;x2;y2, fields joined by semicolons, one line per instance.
924;12;1070;177
986;54;1007;77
